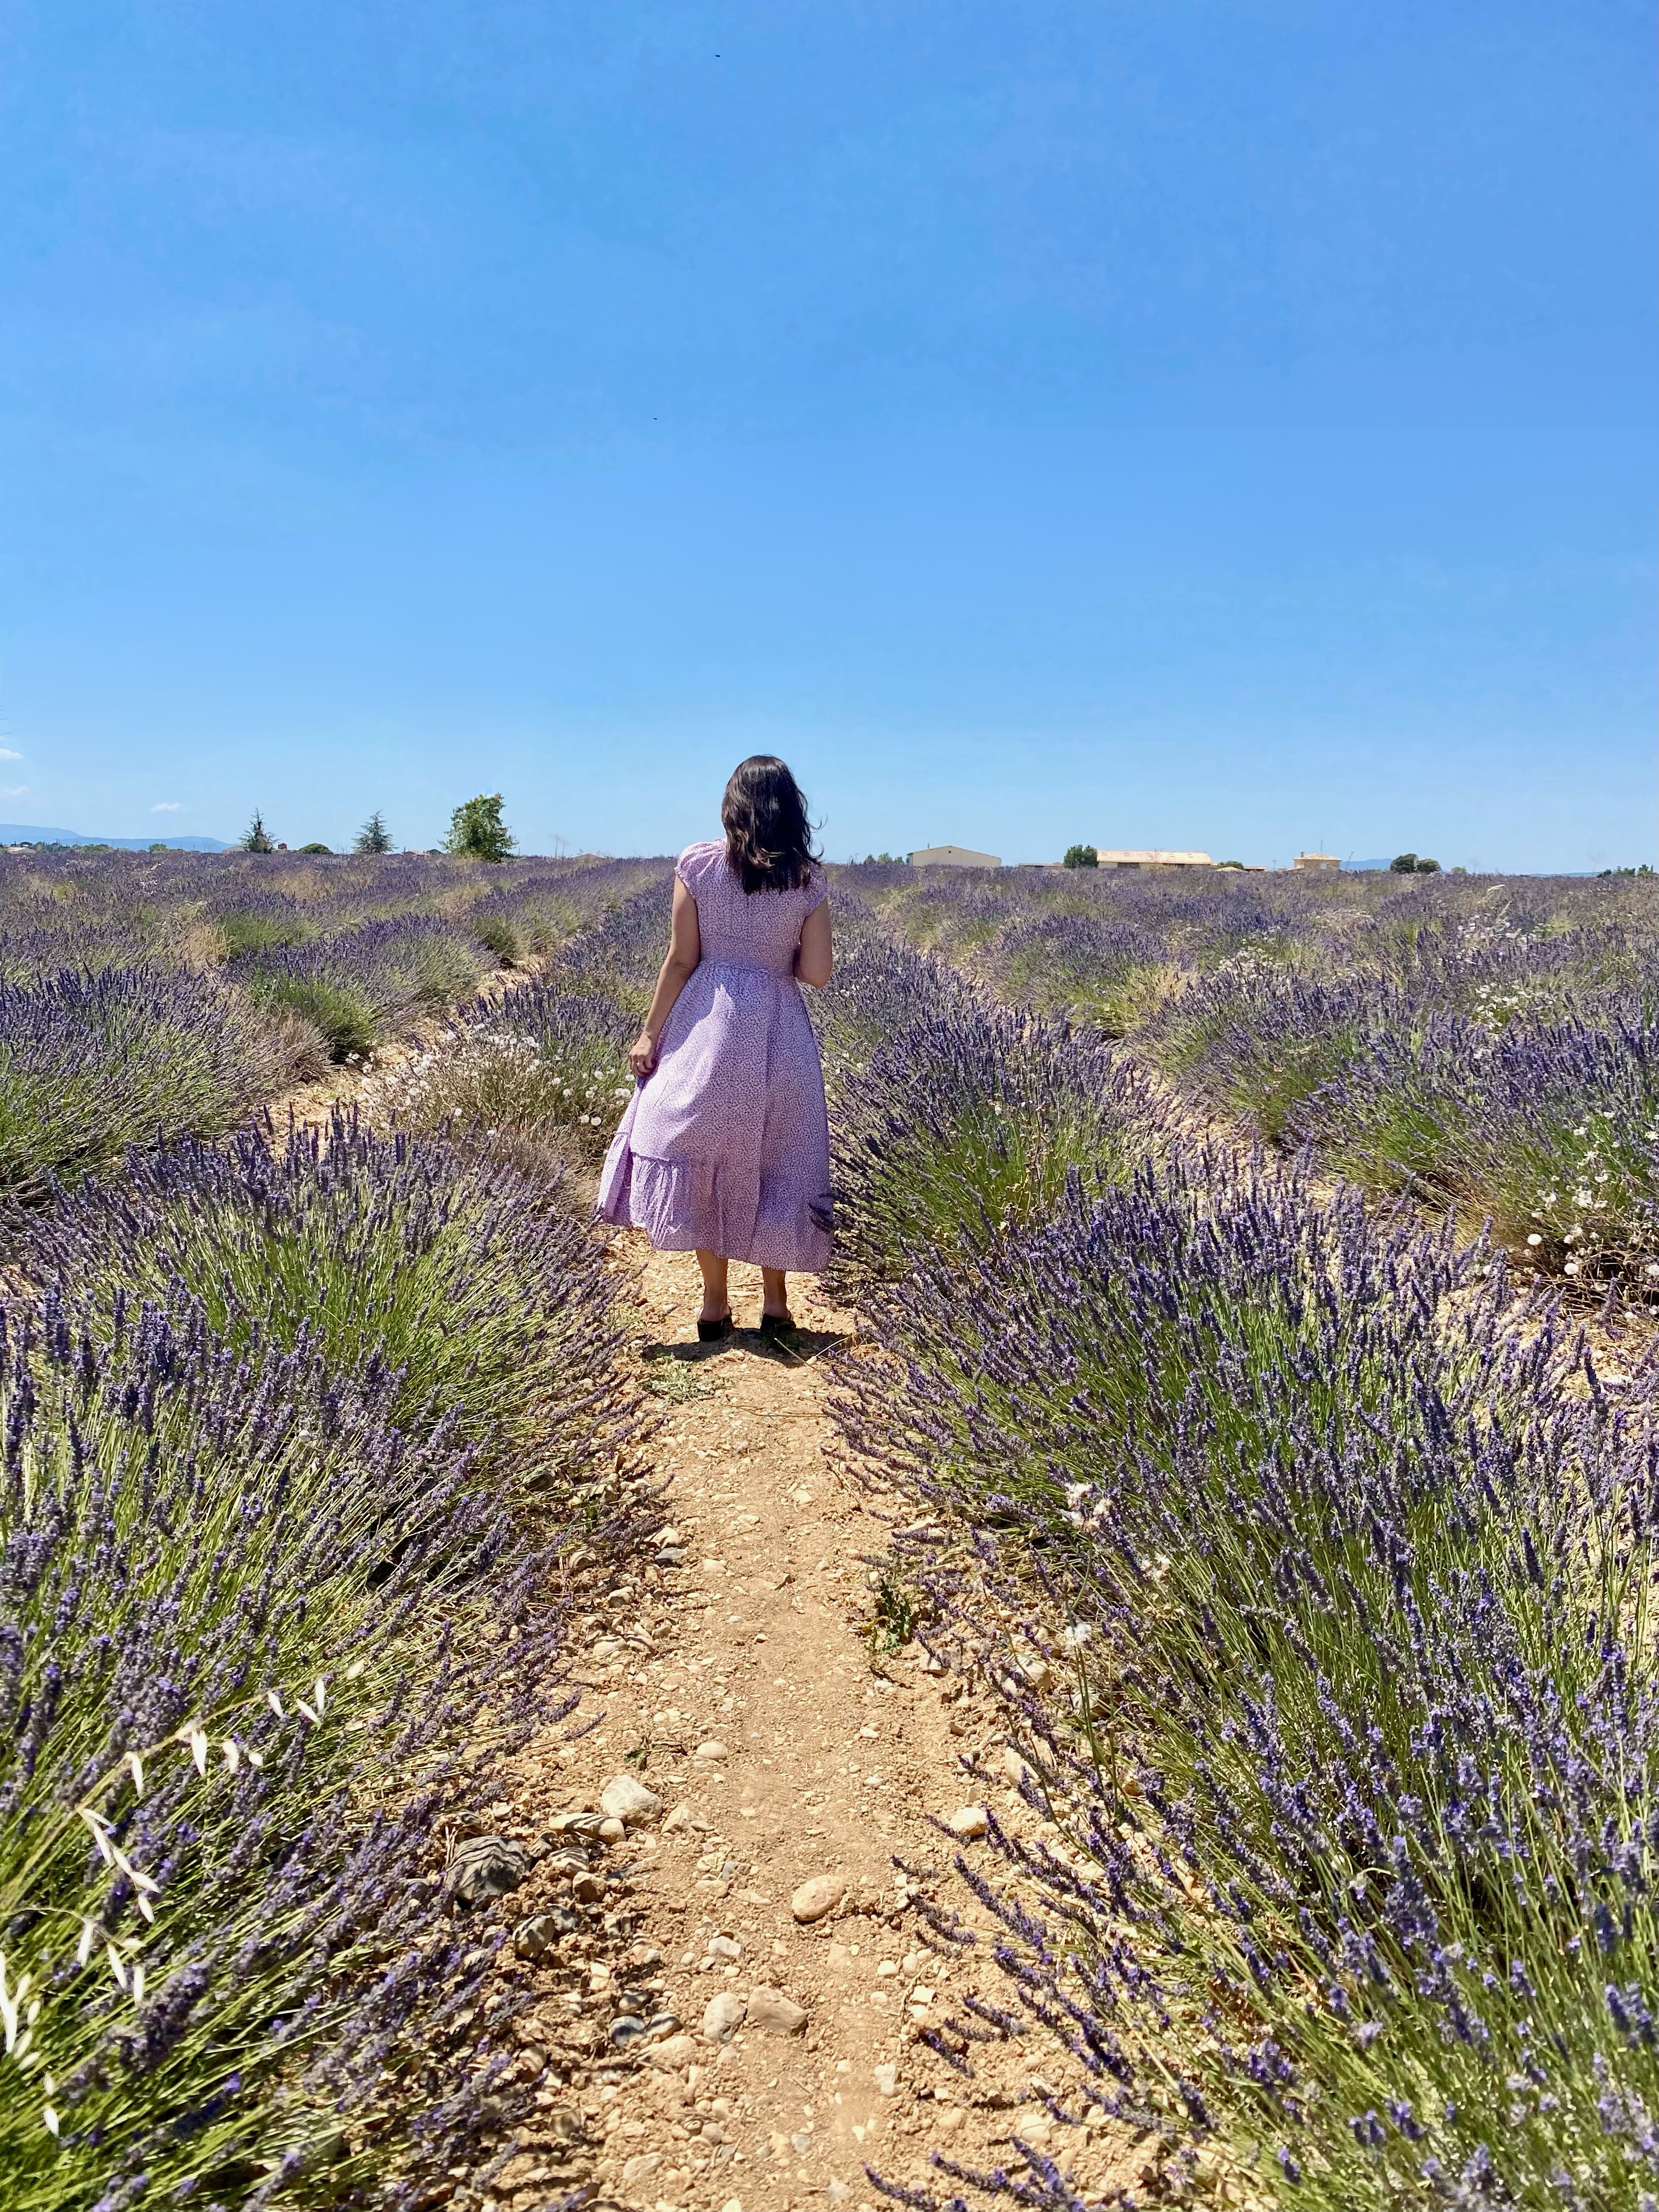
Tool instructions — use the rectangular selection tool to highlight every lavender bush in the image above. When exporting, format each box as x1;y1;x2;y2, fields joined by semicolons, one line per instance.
843;1151;1659;2206
1295;1003;1659;1283
233;916;492;1060
27;1110;642;1495
0;968;306;1216
826;988;1166;1301
0;1283;571;2206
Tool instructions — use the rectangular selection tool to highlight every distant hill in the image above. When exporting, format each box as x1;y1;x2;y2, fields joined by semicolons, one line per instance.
0;823;230;851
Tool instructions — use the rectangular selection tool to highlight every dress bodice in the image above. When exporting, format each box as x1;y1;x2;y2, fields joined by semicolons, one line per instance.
675;841;826;979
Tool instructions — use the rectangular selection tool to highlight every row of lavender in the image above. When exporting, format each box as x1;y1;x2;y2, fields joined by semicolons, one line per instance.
815;909;1659;2209
0;848;665;1221
850;862;1659;1292
1;862;675;2201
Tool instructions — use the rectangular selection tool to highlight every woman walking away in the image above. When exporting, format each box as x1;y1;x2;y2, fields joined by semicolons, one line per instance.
598;757;834;1341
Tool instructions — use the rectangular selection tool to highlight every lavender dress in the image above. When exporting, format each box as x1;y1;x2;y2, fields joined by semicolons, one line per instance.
597;842;832;1273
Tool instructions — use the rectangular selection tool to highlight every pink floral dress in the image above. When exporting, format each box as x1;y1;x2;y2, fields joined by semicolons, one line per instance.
597;842;832;1272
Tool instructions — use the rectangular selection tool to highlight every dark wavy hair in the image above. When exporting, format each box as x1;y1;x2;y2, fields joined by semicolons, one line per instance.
721;756;820;893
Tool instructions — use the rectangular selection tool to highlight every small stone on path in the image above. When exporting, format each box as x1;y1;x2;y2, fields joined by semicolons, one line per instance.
745;1985;808;2035
600;1772;663;1825
702;1989;748;2043
442;1835;526;1907
790;1872;847;1923
947;1804;989;1839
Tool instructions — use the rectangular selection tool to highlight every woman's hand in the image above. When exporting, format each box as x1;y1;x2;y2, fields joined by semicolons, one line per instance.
628;1031;659;1080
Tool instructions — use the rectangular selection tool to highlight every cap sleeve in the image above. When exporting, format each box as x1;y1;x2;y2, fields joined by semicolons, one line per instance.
675;841;723;894
801;865;828;915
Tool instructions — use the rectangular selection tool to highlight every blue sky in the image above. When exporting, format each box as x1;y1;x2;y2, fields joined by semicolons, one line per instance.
1;1;1652;868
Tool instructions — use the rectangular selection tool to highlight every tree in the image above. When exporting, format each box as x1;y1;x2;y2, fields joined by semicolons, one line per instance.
1063;844;1099;870
445;793;515;862
297;842;333;854
1415;856;1440;873
355;810;393;854
1390;853;1418;873
241;810;275;854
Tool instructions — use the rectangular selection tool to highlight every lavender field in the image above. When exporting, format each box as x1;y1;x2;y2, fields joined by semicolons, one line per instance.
5;848;1659;2207
817;865;1659;2209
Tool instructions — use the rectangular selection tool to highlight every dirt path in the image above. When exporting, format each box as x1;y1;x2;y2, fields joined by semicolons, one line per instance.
472;1240;1146;2212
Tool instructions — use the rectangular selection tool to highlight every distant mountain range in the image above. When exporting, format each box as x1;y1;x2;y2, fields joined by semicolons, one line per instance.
0;823;230;851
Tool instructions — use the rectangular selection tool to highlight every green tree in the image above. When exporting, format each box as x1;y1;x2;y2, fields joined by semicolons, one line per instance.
354;810;393;854
1415;855;1440;873
1390;853;1419;873
241;810;275;854
297;842;333;854
445;793;515;862
1063;843;1099;870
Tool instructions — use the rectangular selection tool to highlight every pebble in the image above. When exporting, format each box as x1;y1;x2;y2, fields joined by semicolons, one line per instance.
597;1816;626;1842
744;1985;808;2035
622;2152;663;2186
662;1802;696;1833
442;1836;527;1908
701;1990;748;2044
789;1874;847;1924
707;1934;742;1960
692;1740;730;1763
512;1914;560;1961
947;1805;989;1839
608;2016;646;2047
599;1773;663;1825
873;2062;899;2097
644;2032;699;2069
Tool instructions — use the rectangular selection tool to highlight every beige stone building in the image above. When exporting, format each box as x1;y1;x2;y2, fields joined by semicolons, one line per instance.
1291;852;1341;873
911;844;1001;868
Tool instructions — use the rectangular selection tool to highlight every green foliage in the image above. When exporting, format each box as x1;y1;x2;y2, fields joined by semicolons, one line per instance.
1391;851;1439;873
446;793;515;863
354;809;393;854
257;973;379;1060
865;1565;917;1655
1062;843;1098;869
296;840;332;854
473;912;524;964
240;810;275;854
213;911;307;959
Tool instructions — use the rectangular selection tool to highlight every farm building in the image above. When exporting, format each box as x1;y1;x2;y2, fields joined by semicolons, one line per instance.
911;844;1001;868
1291;851;1341;873
1094;849;1215;869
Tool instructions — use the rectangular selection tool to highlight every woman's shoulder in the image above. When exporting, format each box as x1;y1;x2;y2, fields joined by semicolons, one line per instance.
675;840;727;891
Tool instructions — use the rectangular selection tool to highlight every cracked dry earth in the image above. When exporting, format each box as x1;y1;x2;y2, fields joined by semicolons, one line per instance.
459;1238;1150;2212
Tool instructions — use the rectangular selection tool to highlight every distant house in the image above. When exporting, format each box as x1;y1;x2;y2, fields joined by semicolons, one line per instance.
1094;849;1215;869
911;844;1001;868
1292;852;1340;873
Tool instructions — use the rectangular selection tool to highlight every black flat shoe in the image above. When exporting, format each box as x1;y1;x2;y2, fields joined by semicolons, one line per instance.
696;1312;734;1342
758;1311;796;1339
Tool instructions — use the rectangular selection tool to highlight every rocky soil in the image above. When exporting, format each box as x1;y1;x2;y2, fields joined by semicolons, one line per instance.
432;1242;1150;2212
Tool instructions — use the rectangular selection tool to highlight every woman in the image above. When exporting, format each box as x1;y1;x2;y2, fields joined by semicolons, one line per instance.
597;757;834;1340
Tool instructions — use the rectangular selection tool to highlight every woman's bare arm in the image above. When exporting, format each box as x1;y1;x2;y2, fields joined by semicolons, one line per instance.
629;878;701;1076
795;897;833;989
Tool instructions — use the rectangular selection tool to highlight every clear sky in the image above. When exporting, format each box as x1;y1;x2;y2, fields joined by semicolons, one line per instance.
1;1;1653;868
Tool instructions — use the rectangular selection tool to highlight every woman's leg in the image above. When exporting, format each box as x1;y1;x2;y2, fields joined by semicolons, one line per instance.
760;1267;791;1321
695;1250;730;1325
